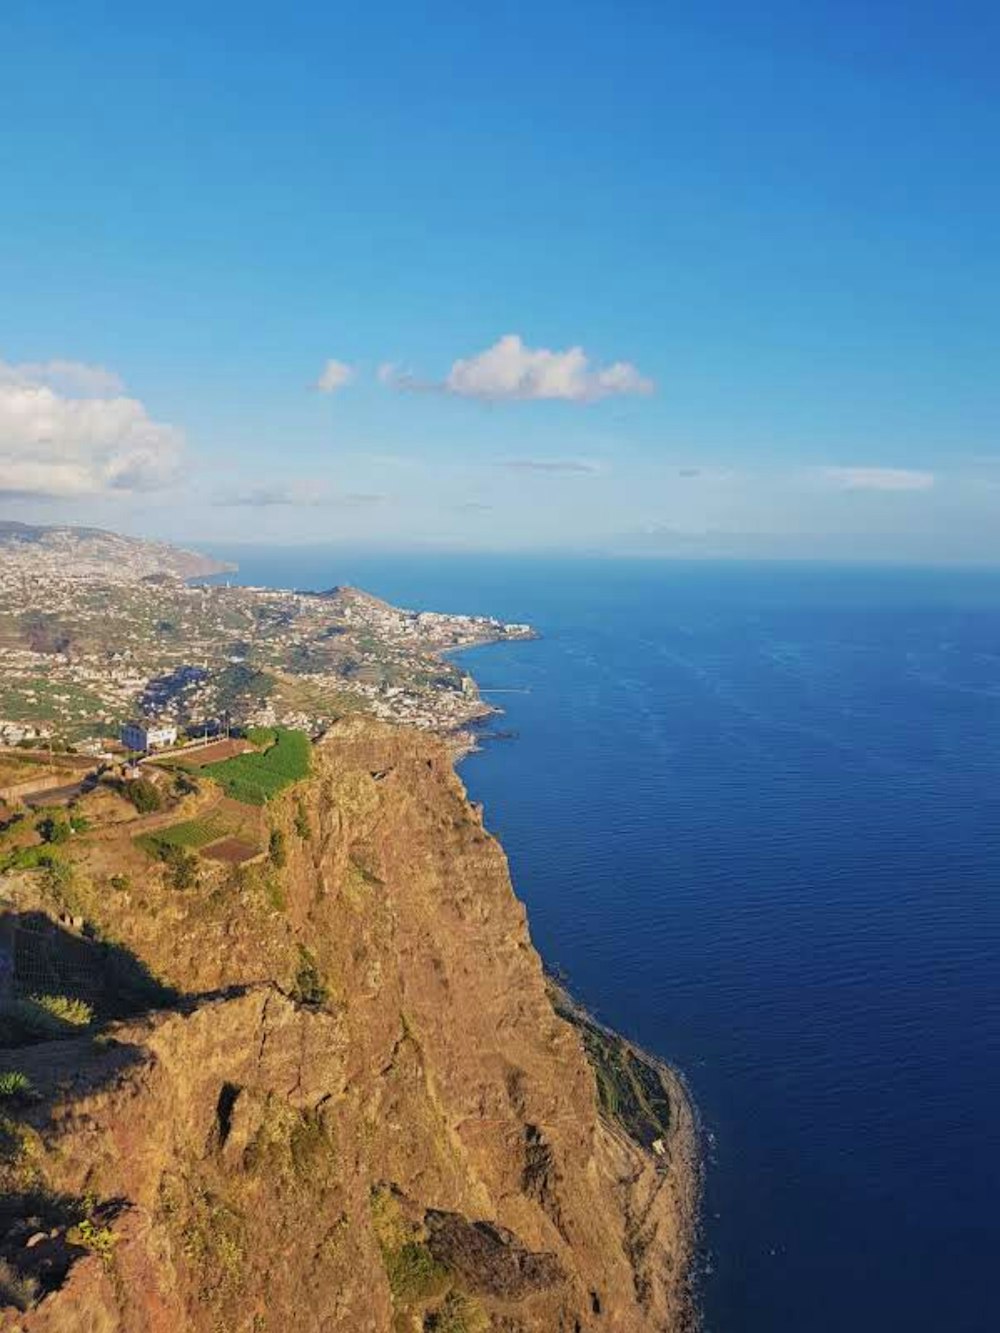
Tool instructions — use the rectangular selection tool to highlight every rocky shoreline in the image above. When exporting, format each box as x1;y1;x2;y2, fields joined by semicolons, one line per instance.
547;977;703;1330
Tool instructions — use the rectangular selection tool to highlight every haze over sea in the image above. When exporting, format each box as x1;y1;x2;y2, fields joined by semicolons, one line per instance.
217;549;998;1332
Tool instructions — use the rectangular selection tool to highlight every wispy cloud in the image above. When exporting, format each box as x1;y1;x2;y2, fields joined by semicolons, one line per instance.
0;358;125;396
315;359;355;393
0;356;182;499
213;482;383;508
821;466;936;493
376;361;438;394
382;334;653;403
500;458;602;475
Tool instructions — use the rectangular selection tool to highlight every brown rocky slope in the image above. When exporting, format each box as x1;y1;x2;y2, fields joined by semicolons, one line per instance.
0;718;697;1331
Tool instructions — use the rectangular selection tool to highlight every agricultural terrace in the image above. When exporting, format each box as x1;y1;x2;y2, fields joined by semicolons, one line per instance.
201;727;311;805
135;810;242;857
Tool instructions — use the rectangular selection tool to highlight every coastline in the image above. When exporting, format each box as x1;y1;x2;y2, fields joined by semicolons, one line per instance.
547;976;702;1331
447;631;702;1328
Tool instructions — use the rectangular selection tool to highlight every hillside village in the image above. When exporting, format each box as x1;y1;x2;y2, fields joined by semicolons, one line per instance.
0;525;534;757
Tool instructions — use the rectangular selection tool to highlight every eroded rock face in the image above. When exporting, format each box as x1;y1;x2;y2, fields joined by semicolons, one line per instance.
1;719;696;1331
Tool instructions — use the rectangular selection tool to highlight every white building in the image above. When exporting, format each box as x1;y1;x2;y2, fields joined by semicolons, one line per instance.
120;720;178;752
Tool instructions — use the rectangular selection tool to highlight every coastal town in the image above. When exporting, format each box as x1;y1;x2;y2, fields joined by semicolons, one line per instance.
0;524;534;759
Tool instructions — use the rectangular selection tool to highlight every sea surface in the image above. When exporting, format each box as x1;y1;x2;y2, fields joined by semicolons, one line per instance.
215;549;999;1332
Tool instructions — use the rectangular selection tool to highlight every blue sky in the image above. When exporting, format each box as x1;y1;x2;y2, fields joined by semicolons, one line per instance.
1;0;998;559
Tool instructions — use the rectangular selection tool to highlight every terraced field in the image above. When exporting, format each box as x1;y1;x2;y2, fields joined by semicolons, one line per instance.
135;812;234;855
201;727;310;805
134;796;262;861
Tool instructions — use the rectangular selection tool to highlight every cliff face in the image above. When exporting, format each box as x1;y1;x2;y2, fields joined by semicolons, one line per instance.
0;720;696;1332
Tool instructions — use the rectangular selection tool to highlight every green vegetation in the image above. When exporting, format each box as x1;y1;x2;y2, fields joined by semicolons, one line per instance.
178;1185;248;1302
35;812;76;844
33;811;89;843
30;993;93;1027
124;777;162;814
268;827;287;867
245;725;277;748
0;1072;31;1099
136;812;234;855
243;1103;333;1185
134;830;201;888
0;1257;39;1312
0;676;106;728
203;728;310;805
371;1187;449;1309
0;994;90;1043
70;1216;118;1263
214;662;275;716
384;1241;448;1305
0;843;63;874
580;1025;671;1151
426;1292;490;1333
293;797;312;841
290;945;327;1008
160;845;199;891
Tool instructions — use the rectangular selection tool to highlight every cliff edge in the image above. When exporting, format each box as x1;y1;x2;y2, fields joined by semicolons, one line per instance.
0;718;697;1331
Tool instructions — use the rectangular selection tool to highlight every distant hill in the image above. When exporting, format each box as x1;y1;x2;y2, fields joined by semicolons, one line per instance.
0;521;236;582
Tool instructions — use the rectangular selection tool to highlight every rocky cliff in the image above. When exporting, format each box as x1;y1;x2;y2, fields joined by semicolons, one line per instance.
0;719;697;1331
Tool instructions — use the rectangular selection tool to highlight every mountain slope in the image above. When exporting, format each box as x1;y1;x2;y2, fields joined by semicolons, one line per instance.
0;718;697;1331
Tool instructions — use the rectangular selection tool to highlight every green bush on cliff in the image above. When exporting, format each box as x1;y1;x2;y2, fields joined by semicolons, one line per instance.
125;777;162;814
383;1240;448;1305
426;1291;490;1333
29;993;93;1027
293;797;312;841
0;1072;32;1099
291;945;327;1008
371;1186;449;1309
268;827;287;867
0;1258;39;1312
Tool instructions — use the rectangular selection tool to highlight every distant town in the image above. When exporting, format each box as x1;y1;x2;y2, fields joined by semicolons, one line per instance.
0;523;534;759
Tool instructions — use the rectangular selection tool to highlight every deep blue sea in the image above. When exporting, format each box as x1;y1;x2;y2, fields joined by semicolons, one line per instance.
215;549;1000;1332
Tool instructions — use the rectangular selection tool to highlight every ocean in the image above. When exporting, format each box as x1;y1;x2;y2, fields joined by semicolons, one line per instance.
213;549;999;1332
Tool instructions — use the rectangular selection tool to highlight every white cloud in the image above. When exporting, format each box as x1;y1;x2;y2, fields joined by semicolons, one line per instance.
315;359;355;393
0;358;183;499
447;335;653;402
821;467;936;493
383;334;654;403
0;358;125;396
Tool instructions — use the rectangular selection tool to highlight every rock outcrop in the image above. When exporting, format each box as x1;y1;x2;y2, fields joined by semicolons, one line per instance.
0;718;697;1331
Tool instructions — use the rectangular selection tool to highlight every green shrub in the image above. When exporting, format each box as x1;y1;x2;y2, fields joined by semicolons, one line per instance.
426;1292;490;1333
0;1257;39;1312
293;798;312;841
36;814;71;844
0;996;84;1043
30;993;93;1027
0;844;61;874
0;1071;32;1099
71;1217;118;1263
268;827;287;868
125;777;162;814
383;1241;448;1305
109;873;131;892
159;844;198;891
173;771;199;796
291;945;327;1008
